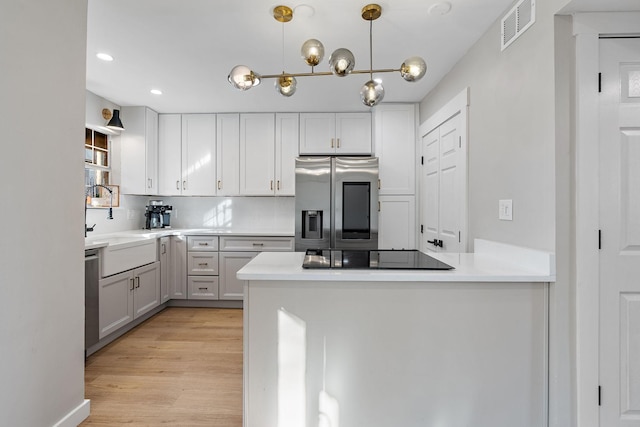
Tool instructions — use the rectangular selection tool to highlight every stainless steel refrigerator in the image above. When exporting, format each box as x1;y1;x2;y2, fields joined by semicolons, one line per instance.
295;156;379;251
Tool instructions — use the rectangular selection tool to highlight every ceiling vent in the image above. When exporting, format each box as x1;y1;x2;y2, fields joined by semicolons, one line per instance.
501;0;536;51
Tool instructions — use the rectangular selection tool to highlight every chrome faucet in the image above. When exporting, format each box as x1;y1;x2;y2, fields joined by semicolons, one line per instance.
85;184;114;237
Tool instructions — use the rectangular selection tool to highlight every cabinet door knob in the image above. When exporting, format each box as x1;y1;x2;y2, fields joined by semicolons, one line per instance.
378;179;381;189
217;180;222;190
176;180;180;190
277;180;280;191
270;180;273;191
331;138;334;148
183;181;187;190
130;278;135;291
135;276;140;288
337;138;341;148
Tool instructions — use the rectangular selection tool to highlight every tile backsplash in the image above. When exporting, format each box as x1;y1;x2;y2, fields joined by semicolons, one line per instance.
86;195;294;235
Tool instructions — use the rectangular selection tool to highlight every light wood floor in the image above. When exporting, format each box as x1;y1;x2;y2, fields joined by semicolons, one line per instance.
81;307;243;426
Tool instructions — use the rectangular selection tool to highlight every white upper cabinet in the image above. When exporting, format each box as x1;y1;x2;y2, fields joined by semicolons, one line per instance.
158;114;183;196
299;112;372;155
158;114;216;196
240;113;275;195
374;104;417;195
216;114;240;196
275;113;298;196
120;106;158;195
181;114;216;196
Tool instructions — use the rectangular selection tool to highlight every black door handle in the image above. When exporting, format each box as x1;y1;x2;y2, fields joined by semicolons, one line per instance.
427;239;443;247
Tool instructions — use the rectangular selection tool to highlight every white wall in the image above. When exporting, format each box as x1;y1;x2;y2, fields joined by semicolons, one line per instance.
0;1;89;426
419;0;560;253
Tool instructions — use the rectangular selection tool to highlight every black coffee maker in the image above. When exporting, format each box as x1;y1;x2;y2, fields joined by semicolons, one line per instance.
144;200;172;229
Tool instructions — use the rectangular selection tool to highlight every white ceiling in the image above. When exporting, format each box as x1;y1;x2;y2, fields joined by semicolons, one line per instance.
86;0;640;114
87;0;520;113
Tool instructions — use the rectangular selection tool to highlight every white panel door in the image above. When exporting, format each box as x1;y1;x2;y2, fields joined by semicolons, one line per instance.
420;113;465;253
216;113;240;195
181;114;216;196
275;113;298;196
599;38;640;427
158;114;183;195
240;113;275;195
437;114;463;252
379;195;416;250
421;127;440;253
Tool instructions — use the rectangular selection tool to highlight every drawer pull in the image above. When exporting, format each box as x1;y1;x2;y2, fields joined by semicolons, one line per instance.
198;287;208;291
198;242;209;246
198;262;209;267
252;243;264;246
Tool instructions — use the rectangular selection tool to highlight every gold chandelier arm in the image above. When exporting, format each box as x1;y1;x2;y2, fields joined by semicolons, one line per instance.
260;68;401;79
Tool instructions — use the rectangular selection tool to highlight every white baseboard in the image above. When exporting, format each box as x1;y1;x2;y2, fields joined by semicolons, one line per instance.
52;399;90;427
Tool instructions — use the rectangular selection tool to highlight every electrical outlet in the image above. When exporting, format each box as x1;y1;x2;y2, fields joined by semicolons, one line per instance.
499;199;513;221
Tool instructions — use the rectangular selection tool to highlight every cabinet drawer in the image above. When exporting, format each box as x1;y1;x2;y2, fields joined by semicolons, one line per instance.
187;252;219;275
187;236;219;251
187;276;218;300
219;236;294;252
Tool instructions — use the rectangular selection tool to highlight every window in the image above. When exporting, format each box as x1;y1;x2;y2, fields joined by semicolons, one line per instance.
85;128;111;196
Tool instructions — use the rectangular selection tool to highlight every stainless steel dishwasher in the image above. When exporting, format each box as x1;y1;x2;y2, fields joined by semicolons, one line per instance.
85;248;100;354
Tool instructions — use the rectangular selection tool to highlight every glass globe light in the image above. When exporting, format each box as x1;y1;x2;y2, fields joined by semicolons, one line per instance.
228;65;261;90
328;48;355;77
275;75;297;97
400;56;427;82
301;39;325;67
360;80;385;107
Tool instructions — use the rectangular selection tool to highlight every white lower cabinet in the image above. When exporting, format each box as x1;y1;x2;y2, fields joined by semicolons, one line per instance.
188;276;219;300
159;237;170;303
378;196;416;250
170;236;187;299
99;261;160;339
219;252;258;300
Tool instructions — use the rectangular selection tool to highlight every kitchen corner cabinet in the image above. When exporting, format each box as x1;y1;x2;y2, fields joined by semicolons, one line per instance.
169;235;187;299
378;195;416;250
216;114;240;195
299;112;372;155
239;113;298;196
374;103;417;195
98;261;160;339
120;106;158;195
159;237;170;303
158;113;216;196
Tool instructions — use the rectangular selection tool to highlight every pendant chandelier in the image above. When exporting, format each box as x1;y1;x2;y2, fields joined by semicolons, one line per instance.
227;4;427;108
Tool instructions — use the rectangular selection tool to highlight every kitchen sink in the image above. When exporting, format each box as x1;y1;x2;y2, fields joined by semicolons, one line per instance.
94;236;157;277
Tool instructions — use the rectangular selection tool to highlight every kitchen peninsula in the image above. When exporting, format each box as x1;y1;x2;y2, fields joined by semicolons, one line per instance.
238;239;555;427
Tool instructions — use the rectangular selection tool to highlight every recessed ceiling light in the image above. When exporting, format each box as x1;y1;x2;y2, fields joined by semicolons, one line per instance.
96;53;114;61
428;2;452;15
150;89;163;95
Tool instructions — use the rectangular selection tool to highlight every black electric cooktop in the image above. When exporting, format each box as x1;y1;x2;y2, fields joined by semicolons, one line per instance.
302;249;454;270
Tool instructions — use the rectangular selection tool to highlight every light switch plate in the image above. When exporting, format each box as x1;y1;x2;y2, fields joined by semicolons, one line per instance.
499;199;513;221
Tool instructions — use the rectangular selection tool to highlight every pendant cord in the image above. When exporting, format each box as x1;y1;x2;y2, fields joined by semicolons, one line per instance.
281;22;285;74
369;19;373;80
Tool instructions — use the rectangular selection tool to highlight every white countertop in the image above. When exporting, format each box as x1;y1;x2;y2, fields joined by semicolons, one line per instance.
237;239;556;283
84;228;294;250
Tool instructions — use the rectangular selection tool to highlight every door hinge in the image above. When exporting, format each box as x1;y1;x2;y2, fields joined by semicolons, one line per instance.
421;156;424;165
598;229;602;250
420;225;424;234
598;73;602;93
598;385;601;406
